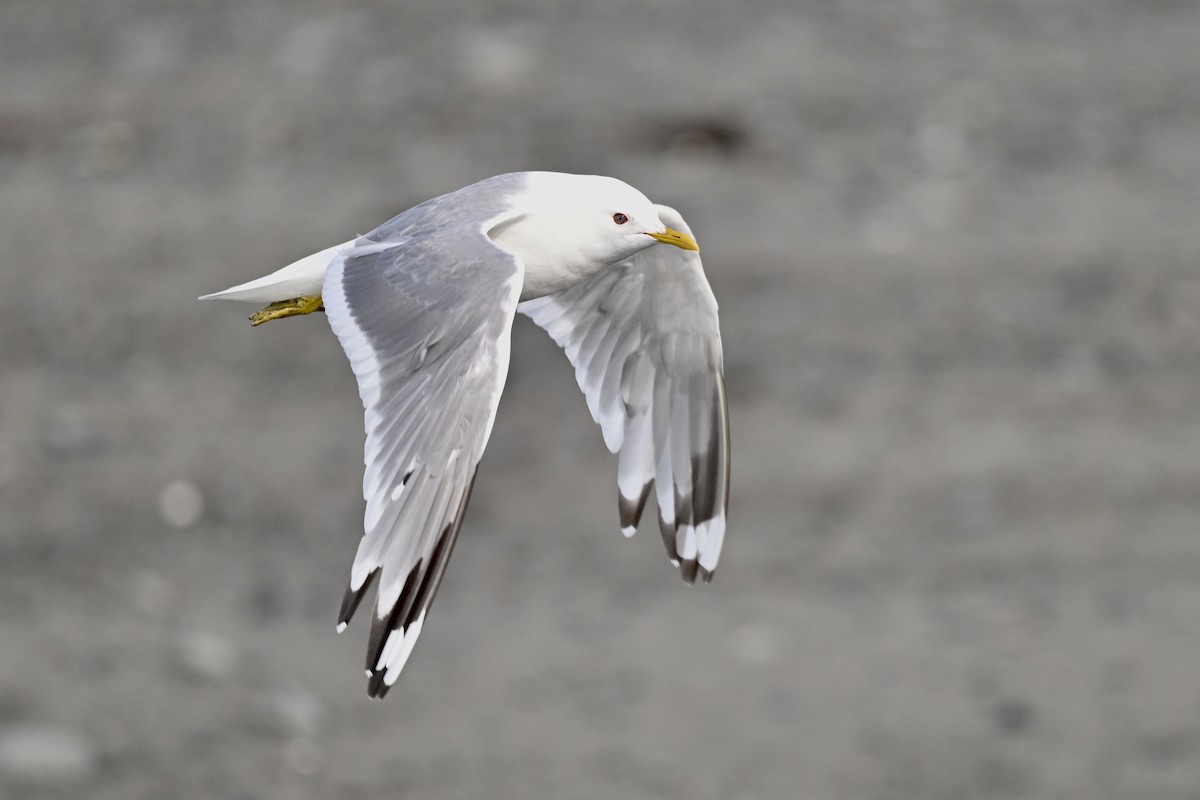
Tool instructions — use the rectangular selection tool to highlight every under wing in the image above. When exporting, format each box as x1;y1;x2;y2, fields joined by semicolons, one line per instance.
517;206;730;582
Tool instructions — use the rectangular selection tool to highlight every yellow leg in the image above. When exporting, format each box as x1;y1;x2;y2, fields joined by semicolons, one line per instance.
249;295;324;326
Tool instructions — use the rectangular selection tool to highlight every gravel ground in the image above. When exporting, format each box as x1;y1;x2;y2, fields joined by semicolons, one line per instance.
2;1;1200;798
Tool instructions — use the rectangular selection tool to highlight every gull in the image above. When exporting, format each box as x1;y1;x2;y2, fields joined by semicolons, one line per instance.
201;172;729;697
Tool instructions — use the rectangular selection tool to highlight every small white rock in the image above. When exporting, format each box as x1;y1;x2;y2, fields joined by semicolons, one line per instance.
174;629;238;682
0;725;97;784
267;686;324;739
158;479;204;529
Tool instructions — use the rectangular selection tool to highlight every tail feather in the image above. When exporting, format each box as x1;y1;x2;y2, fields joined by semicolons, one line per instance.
199;240;354;304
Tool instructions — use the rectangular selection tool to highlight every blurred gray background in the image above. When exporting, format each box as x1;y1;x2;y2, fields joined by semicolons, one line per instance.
2;1;1199;798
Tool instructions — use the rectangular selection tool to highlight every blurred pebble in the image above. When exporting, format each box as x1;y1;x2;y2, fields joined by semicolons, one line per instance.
249;580;287;625
158;479;205;529
173;630;238;682
42;407;105;460
992;697;1036;735
0;725;97;785
731;621;779;665
129;569;174;616
256;686;324;740
657;117;748;159
454;28;536;92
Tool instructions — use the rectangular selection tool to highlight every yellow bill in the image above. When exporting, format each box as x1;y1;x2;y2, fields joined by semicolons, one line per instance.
646;227;700;252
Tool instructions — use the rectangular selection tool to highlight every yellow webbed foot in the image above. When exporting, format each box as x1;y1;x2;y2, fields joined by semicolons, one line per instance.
250;295;324;326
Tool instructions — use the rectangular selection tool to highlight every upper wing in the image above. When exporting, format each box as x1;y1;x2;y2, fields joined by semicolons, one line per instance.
323;227;522;698
517;205;730;583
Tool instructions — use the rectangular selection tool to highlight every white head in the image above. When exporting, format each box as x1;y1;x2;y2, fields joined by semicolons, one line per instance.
491;172;699;299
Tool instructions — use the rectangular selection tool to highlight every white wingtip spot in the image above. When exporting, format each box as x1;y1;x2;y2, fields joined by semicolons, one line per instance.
698;517;726;571
376;624;403;672
336;622;348;634
677;526;698;561
621;525;637;538
383;613;426;686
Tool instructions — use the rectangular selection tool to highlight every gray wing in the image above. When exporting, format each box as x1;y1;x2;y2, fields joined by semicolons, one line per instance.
323;228;522;698
517;205;730;583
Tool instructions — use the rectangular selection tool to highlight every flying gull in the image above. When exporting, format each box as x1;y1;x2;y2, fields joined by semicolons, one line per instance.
201;172;730;697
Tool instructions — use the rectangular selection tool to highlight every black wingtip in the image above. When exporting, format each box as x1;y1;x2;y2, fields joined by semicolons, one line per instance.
365;564;421;672
337;567;380;629
657;515;678;562
618;481;654;532
366;670;391;699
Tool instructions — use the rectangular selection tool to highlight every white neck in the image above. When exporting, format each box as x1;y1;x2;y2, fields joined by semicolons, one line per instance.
489;214;601;301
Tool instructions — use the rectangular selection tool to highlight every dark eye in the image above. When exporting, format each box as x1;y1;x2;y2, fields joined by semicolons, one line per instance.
612;212;629;225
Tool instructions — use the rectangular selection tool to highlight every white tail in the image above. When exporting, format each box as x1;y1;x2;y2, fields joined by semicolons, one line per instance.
198;240;355;304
